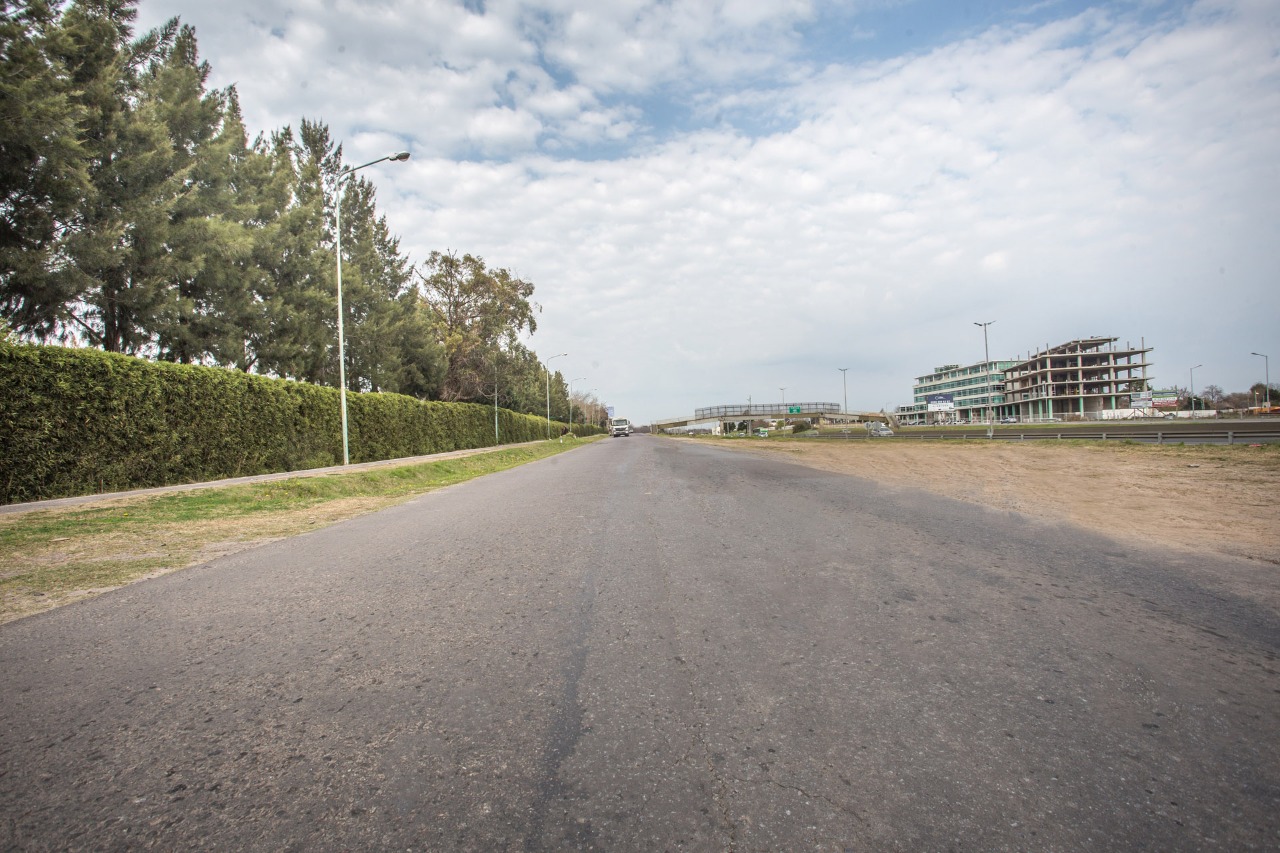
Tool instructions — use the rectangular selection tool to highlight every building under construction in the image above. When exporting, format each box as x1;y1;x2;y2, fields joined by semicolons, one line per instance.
1003;337;1152;421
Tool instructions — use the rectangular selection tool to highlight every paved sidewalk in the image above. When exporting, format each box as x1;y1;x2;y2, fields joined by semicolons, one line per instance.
0;440;557;516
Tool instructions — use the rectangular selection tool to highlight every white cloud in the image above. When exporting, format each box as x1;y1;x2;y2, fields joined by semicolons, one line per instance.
466;106;544;153
134;0;1280;417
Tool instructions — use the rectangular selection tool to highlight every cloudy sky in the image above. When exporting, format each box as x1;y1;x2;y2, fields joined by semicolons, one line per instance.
134;0;1280;422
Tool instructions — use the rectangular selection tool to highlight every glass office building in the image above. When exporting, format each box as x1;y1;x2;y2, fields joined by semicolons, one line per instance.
896;360;1018;425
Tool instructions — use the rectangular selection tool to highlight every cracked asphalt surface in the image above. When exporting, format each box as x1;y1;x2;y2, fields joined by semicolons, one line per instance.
2;436;1278;850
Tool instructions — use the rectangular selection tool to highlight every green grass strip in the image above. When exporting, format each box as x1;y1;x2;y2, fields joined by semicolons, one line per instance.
1;439;597;623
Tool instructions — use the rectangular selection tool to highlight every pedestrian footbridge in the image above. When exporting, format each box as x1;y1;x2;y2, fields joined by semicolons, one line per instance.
653;403;889;431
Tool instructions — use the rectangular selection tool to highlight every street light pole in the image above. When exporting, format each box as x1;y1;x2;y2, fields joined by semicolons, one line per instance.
974;321;994;436
838;368;848;419
1252;352;1271;411
780;387;787;429
545;353;567;439
335;150;410;465
1190;364;1203;417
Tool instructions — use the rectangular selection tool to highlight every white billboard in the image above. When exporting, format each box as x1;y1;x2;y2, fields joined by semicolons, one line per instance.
927;393;955;412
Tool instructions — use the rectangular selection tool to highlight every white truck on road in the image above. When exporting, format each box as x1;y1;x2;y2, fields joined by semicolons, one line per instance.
610;418;632;437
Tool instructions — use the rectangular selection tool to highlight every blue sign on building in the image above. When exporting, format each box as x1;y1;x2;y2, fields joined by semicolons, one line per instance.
927;393;955;412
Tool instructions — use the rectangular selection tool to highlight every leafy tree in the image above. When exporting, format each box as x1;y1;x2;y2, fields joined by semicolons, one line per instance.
495;343;561;416
418;251;538;403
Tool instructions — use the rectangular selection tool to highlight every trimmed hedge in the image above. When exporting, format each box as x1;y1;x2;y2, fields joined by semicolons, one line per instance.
0;342;590;504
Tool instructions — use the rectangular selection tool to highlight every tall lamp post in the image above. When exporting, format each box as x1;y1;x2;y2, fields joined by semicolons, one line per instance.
838;368;848;419
569;377;586;434
974;321;994;436
1190;364;1203;416
335;150;410;465
545;353;567;439
1252;352;1271;411
780;387;787;429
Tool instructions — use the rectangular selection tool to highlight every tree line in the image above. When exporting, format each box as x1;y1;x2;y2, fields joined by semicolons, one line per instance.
1181;383;1277;412
0;0;605;424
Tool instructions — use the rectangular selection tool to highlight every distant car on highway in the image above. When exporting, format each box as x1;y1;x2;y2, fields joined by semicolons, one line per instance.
867;423;894;437
999;416;1018;424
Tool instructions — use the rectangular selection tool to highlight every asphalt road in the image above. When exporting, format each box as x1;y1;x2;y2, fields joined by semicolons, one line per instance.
2;436;1277;851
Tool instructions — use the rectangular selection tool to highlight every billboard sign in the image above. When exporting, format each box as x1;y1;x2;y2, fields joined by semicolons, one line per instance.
927;393;955;412
1151;391;1179;409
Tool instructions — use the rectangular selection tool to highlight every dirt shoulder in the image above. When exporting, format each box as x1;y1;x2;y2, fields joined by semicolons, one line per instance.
706;438;1280;567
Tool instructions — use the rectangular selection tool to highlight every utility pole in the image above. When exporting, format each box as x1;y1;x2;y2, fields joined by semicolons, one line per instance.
1253;352;1271;411
838;368;848;420
545;353;567;439
974;321;994;438
1190;364;1202;417
334;150;410;464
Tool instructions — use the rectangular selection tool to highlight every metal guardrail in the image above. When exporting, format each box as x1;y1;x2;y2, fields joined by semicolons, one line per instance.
811;430;1280;445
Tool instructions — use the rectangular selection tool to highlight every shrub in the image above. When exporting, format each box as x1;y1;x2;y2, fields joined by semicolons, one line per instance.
0;342;560;504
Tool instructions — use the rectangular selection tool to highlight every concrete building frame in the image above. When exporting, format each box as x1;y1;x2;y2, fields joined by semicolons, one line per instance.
1003;337;1152;421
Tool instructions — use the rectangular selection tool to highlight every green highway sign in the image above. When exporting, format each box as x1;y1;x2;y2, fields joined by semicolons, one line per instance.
788;405;802;414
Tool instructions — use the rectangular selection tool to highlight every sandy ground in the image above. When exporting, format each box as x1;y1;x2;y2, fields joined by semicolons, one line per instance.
710;438;1279;568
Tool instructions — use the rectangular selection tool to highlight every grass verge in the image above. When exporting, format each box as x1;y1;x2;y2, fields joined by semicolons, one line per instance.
0;439;596;624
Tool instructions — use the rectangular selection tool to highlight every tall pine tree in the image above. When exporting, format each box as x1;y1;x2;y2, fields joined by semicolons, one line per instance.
337;176;443;395
0;0;92;335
